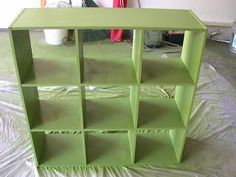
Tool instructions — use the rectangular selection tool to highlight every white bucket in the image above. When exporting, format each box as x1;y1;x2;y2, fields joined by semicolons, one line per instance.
43;1;71;45
44;29;67;45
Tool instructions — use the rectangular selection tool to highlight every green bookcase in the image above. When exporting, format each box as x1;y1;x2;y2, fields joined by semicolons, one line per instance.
9;8;207;167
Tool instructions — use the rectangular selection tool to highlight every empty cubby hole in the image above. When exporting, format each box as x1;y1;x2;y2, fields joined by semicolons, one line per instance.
31;131;86;167
138;85;186;129
22;86;84;131
141;30;194;85
82;85;139;130
85;130;134;165
14;29;80;86
76;29;139;85
135;129;185;165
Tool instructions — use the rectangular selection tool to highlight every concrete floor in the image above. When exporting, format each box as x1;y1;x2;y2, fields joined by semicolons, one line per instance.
0;31;235;88
204;40;236;88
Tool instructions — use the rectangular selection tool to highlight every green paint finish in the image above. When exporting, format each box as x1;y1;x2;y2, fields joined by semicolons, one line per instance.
175;85;195;126
135;132;178;165
132;29;144;82
181;31;208;83
85;97;134;130
83;42;137;85
75;30;84;83
21;87;39;127
11;8;205;30
128;130;136;163
169;129;186;163
31;99;83;131
9;8;207;167
86;132;131;165
138;98;185;129
142;57;194;85
130;86;140;128
9;30;33;83
37;133;86;167
22;56;79;86
31;132;45;166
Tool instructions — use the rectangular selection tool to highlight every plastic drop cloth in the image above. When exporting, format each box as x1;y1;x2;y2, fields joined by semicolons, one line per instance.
0;62;236;177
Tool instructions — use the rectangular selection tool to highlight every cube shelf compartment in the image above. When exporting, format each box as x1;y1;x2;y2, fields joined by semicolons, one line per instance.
85;97;134;130
9;8;207;167
21;86;83;131
86;132;132;165
23;56;79;86
32;132;86;167
138;98;185;129
135;131;178;165
32;99;83;131
83;42;137;85
142;57;194;85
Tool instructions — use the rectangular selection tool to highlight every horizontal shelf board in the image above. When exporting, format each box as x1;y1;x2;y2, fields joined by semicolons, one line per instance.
141;57;194;85
10;8;206;31
39;134;85;167
22;57;79;86
138;98;185;129
31;99;83;131
82;42;137;85
135;132;178;165
85;97;134;129
87;133;131;165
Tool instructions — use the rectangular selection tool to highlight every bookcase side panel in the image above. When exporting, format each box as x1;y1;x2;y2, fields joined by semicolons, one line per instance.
175;85;195;126
22;87;40;127
31;132;45;166
9;29;33;83
181;30;207;83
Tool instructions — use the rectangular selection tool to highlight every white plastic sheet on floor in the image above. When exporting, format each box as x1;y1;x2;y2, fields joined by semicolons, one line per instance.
0;63;236;177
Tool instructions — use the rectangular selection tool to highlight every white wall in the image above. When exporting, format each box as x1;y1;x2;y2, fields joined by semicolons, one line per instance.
94;0;236;25
0;0;39;28
1;0;235;28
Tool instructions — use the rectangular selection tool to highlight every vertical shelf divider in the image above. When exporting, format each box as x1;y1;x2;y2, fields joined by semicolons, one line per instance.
128;130;136;164
75;29;86;129
76;29;87;164
130;29;144;164
130;86;139;128
75;29;84;83
80;86;86;129
132;29;144;83
130;29;144;127
169;129;186;163
81;131;87;165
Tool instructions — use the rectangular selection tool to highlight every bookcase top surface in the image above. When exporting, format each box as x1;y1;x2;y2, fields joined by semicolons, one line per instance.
10;8;206;30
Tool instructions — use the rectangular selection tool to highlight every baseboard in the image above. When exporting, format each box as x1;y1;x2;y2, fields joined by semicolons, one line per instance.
204;21;232;28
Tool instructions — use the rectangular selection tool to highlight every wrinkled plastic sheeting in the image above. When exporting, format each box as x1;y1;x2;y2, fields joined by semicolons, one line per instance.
0;63;236;177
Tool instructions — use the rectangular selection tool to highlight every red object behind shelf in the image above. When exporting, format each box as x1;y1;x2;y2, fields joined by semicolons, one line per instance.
110;0;128;42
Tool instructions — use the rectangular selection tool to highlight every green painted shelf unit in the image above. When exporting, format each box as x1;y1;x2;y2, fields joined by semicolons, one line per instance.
9;8;207;167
